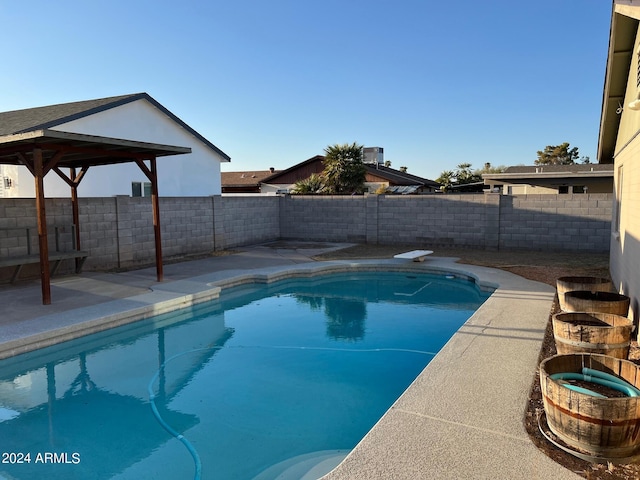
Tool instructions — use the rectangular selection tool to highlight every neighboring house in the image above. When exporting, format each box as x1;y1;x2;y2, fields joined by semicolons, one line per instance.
260;153;439;194
0;93;230;197
482;164;614;195
365;164;440;194
221;168;279;193
598;1;640;324
260;155;326;194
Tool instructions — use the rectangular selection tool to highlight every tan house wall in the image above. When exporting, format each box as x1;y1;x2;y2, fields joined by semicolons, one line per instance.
485;178;612;195
505;185;556;195
610;21;640;324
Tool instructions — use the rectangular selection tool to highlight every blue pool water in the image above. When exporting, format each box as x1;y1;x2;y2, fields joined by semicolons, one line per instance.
0;271;491;480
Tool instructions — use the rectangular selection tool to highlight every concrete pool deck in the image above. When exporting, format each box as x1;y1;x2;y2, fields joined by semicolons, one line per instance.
0;243;581;479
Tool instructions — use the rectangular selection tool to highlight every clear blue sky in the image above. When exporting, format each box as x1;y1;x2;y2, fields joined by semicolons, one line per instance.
0;0;612;181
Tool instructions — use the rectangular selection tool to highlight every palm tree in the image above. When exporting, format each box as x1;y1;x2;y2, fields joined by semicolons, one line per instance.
322;143;366;194
436;170;454;191
291;173;325;194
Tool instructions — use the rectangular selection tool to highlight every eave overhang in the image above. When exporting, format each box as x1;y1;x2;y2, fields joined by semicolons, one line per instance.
598;4;639;163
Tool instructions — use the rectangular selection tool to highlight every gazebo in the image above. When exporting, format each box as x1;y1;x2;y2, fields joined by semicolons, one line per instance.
0;128;191;304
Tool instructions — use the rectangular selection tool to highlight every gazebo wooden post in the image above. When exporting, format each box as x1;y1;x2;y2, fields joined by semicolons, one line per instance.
70;168;82;272
150;157;163;281
33;148;51;305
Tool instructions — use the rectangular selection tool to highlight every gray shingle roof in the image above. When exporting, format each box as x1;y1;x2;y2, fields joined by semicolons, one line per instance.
365;164;440;187
0;94;138;136
0;93;230;161
222;170;280;186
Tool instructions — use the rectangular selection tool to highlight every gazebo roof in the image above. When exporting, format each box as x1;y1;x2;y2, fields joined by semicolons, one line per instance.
0;129;191;168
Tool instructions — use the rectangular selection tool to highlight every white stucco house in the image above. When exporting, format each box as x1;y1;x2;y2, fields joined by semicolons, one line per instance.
0;93;230;197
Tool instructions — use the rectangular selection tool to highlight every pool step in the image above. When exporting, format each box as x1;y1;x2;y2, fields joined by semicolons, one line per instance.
253;450;349;480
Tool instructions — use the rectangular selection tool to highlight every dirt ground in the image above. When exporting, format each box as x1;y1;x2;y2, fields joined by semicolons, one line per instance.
314;245;640;480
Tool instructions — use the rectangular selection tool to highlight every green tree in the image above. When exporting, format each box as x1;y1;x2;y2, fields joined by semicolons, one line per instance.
454;163;481;184
477;162;507;174
436;170;455;191
291;173;325;194
535;142;581;165
437;163;499;191
322;142;366;194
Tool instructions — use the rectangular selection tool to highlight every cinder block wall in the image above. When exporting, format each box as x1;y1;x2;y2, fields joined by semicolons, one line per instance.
277;193;612;250
0;196;281;273
214;196;280;249
110;196;217;268
279;195;367;242
78;197;215;269
0;193;613;277
0;198;92;258
0;199;38;257
162;197;215;256
498;194;613;250
376;194;501;248
77;197;119;268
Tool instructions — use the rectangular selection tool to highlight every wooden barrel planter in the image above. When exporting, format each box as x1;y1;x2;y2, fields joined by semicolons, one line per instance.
552;312;634;359
562;291;630;316
557;276;612;311
540;353;640;459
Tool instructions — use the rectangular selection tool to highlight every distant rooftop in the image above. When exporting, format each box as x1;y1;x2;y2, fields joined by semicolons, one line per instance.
483;164;614;180
501;164;614;174
222;169;280;187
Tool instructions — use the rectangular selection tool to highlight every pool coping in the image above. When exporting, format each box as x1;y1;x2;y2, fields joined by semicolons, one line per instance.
0;256;581;479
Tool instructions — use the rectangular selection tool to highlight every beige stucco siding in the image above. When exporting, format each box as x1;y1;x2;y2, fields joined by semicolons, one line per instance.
484;179;612;195
611;142;640;324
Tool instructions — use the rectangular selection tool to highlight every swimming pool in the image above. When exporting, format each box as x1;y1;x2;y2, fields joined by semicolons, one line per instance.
0;270;491;480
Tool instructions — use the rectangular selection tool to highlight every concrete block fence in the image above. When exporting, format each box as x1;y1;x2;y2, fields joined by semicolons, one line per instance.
0;193;613;275
376;194;501;247
279;195;368;243
499;194;613;250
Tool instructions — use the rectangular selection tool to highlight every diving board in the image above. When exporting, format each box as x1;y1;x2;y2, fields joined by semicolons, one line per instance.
393;250;434;262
